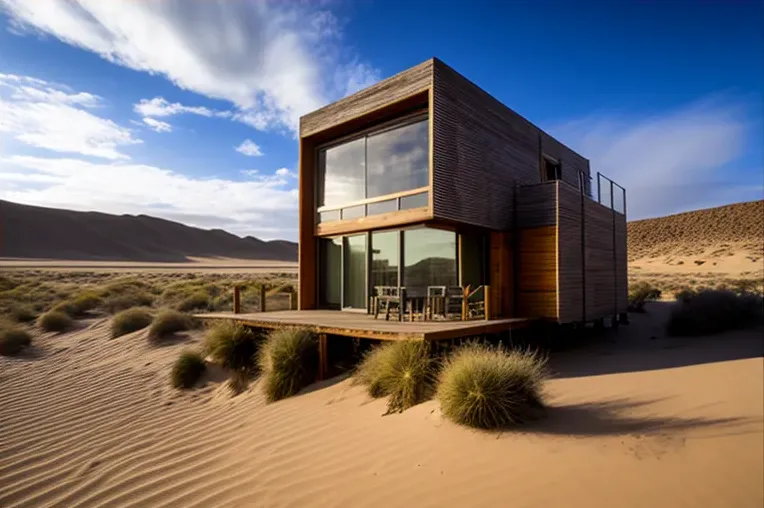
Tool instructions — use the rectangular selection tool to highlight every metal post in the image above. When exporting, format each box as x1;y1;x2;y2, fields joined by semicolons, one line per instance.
597;172;602;203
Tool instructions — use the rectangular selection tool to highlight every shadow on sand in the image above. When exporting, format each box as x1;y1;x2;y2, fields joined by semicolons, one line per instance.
545;302;763;380
519;397;761;438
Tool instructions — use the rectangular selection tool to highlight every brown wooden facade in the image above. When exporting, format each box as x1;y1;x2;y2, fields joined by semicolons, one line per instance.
298;58;627;323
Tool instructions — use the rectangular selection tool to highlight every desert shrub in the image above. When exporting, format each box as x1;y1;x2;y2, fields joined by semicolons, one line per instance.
628;282;661;312
0;328;32;356
10;304;37;323
103;292;155;314
667;289;764;337
52;291;102;317
203;321;258;371
111;307;153;338
674;286;697;303
437;344;547;429
355;340;435;413
37;310;73;332
148;310;195;342
171;351;206;389
258;328;317;402
176;290;210;312
0;275;19;292
100;279;153;297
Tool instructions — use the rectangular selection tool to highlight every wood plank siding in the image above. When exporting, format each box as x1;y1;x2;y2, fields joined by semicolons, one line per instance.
431;58;590;230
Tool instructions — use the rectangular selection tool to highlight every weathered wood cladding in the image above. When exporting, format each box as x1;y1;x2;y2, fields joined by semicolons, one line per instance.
300;60;433;138
516;182;627;323
431;58;590;230
489;231;514;319
517;226;558;319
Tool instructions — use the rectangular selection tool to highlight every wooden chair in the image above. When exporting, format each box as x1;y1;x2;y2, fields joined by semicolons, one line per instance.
373;286;404;321
404;286;427;321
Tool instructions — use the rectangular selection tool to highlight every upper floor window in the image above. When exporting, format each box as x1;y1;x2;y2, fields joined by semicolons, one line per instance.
543;157;561;181
318;116;429;209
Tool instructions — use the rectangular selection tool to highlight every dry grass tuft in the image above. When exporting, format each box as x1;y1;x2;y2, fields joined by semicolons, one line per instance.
203;321;259;372
628;282;661;312
355;340;435;413
0;328;32;356
667;288;763;336
437;343;547;429
171;351;206;389
37;310;74;333
111;307;153;338
258;328;317;402
148;310;195;342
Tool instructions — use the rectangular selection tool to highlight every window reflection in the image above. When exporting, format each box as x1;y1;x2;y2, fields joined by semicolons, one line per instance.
403;228;457;288
319;137;365;208
371;231;399;288
366;120;428;198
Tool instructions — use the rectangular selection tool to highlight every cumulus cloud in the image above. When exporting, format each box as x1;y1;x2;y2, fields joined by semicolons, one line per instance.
134;97;218;118
0;73;140;159
0;0;380;133
0;155;298;239
236;139;263;157
142;117;172;133
548;97;761;219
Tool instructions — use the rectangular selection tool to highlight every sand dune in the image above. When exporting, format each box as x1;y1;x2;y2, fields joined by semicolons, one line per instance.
1;305;762;507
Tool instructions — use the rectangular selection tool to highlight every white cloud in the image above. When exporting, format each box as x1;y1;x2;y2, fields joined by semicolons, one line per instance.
134;97;217;118
0;73;140;159
548;97;759;219
275;167;297;178
0;155;298;239
142;117;172;133
0;0;379;133
236;139;263;157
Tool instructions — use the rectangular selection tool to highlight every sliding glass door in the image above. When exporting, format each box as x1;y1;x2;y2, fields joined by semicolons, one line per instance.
342;234;367;310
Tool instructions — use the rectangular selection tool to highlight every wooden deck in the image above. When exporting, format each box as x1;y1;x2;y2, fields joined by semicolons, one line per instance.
196;310;535;341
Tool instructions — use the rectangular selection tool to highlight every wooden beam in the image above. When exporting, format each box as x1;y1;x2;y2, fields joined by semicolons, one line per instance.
317;333;328;381
317;186;428;213
259;285;266;313
233;286;241;314
316;207;431;237
484;284;491;320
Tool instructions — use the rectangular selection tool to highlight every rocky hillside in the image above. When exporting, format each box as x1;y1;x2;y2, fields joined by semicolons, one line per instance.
0;200;297;262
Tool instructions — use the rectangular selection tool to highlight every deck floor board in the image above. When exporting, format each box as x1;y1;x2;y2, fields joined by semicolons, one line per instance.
196;310;534;341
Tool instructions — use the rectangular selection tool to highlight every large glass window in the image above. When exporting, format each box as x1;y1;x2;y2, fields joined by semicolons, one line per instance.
403;228;457;288
460;232;487;288
366;120;428;198
317;116;428;214
371;231;399;288
319;137;365;208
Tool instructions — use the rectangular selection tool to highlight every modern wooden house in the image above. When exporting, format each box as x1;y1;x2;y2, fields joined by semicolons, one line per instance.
297;58;627;327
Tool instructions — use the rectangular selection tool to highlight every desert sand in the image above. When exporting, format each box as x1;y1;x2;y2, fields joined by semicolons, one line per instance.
1;303;762;508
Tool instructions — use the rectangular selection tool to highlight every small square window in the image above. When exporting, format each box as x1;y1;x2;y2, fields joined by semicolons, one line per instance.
543;157;561;181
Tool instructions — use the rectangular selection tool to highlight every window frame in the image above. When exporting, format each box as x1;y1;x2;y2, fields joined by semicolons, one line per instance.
314;111;429;218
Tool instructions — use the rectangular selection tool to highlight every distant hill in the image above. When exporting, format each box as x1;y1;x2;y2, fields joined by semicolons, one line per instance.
627;200;764;261
0;200;297;262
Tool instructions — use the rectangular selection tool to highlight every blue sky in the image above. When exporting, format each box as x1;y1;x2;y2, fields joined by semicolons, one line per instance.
0;0;761;241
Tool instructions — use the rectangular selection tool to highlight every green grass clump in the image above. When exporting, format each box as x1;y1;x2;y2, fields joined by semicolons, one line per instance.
355;340;435;413
111;307;153;338
52;291;102;317
258;328;317;402
103;292;155;314
628;282;661;312
176;290;210;312
437;344;547;429
171;351;207;389
148;310;195;342
37;310;74;333
0;328;32;356
667;289;763;337
10;304;37;323
203;321;258;371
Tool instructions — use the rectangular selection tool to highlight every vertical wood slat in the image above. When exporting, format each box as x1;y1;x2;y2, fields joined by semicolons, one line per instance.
484;284;491;320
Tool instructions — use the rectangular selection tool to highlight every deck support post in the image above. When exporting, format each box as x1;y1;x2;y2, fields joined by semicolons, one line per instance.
484;285;491;320
259;285;266;313
317;333;328;381
233;286;241;314
461;285;470;321
618;312;629;325
289;292;296;310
